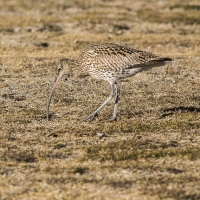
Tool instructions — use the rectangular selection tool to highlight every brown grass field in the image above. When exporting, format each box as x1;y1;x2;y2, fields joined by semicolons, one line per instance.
1;0;200;199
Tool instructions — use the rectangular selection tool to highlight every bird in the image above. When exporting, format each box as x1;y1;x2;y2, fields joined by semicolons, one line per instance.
47;43;173;122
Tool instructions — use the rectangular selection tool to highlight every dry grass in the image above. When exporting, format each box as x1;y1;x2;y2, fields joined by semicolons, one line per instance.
1;0;200;199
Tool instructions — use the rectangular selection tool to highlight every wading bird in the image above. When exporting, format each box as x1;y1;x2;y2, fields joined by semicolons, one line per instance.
47;43;173;122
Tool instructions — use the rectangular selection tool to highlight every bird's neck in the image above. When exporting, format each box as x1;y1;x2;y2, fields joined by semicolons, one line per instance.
67;59;77;68
68;60;87;77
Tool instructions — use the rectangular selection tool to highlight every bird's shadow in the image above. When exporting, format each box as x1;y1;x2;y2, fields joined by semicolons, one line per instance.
160;106;200;118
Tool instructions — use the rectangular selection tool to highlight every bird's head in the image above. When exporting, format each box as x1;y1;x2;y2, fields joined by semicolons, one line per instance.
47;59;75;120
56;59;73;79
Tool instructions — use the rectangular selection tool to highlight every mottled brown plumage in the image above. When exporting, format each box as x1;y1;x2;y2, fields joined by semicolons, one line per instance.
47;43;173;121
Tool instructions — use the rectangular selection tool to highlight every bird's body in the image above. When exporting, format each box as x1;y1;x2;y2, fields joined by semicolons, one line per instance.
77;43;171;83
47;43;173;121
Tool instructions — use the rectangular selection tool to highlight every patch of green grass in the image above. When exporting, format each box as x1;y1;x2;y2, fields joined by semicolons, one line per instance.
137;8;200;25
1;108;46;123
170;4;200;11
85;139;200;162
69;9;130;25
3;149;37;163
100;113;200;134
0;15;60;31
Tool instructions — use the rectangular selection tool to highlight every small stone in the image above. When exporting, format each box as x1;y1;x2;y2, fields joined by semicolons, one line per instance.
97;132;106;138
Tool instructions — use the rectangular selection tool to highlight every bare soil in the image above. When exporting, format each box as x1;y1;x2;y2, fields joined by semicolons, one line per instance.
1;0;200;199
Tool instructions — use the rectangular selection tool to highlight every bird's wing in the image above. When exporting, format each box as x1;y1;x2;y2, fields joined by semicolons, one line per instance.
78;43;172;71
126;57;173;69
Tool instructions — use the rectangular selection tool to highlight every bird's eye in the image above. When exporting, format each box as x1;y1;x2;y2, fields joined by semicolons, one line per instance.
57;67;62;72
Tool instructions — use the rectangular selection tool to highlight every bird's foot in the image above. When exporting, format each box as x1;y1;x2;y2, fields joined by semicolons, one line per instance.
85;112;98;122
107;116;117;122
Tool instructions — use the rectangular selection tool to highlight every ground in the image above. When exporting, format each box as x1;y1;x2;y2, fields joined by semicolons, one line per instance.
0;0;200;199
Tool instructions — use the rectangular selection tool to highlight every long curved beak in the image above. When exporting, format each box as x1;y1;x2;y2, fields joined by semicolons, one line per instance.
47;74;62;121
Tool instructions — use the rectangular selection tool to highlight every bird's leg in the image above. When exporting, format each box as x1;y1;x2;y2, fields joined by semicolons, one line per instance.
85;83;115;122
108;83;120;122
